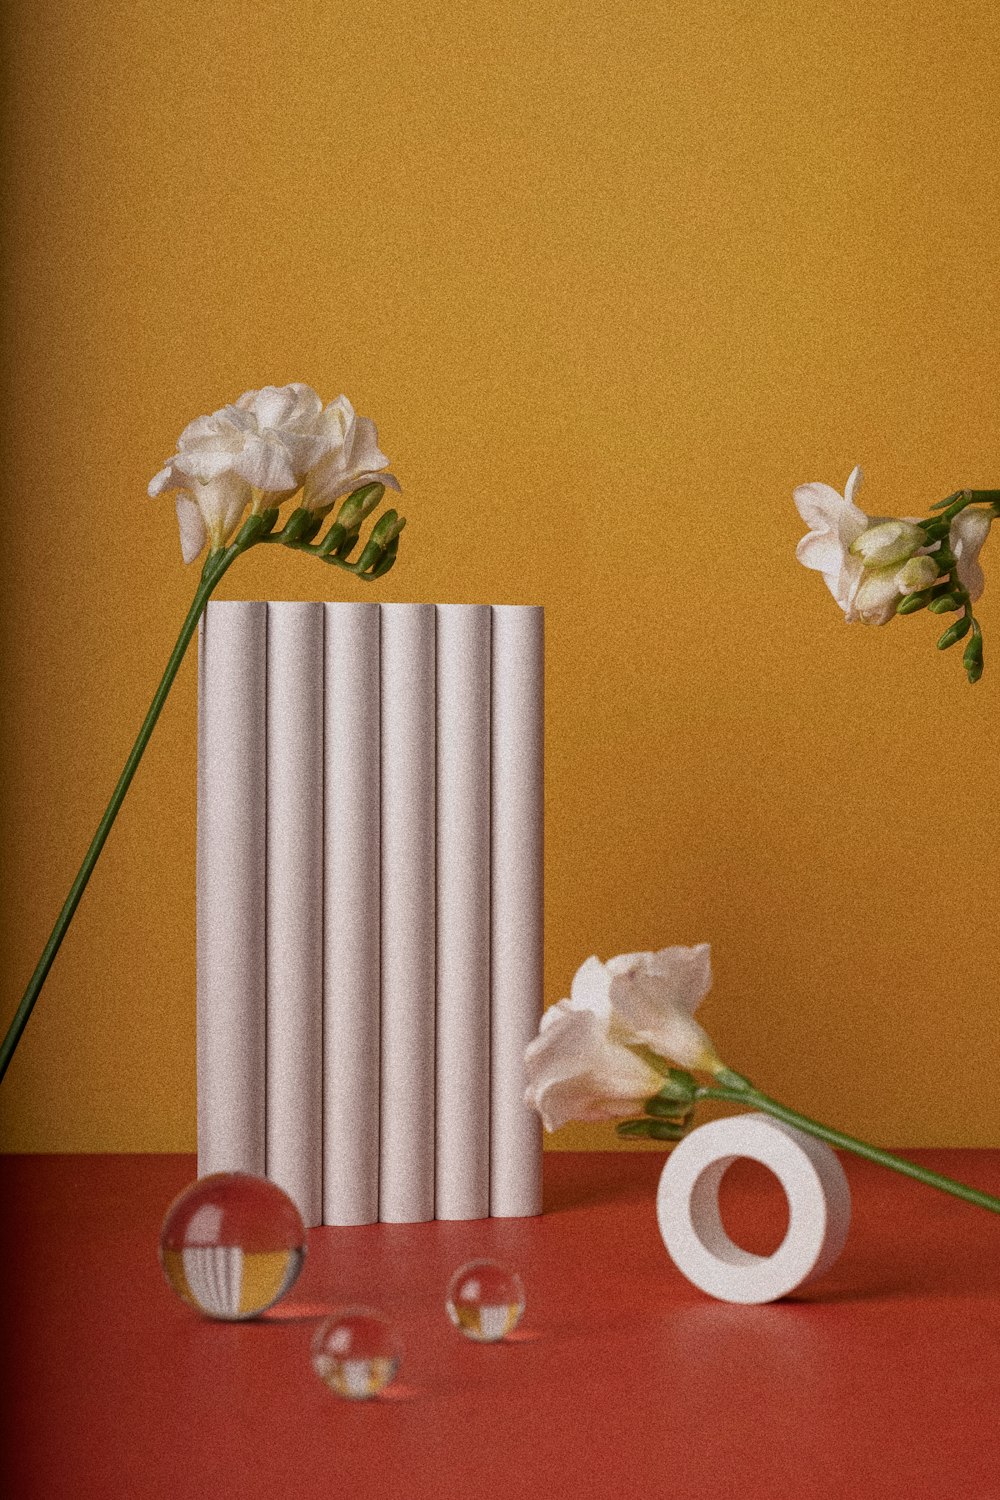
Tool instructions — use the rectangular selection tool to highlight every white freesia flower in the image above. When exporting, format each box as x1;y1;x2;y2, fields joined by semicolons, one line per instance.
605;944;719;1070
170;476;253;566
951;508;992;601
148;384;400;563
794;467;933;625
794;466;869;614
301;395;400;513
523;956;663;1131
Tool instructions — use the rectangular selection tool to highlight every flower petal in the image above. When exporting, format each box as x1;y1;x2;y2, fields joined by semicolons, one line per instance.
647;943;712;1014
793;481;851;533
844;465;864;507
568;955;613;1018
232;434;299;492
175;494;207;564
524;1004;661;1130
951;509;992;602
796;530;847;578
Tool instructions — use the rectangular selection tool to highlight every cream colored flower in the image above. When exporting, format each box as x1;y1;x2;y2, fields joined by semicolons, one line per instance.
605;944;719;1070
794;468;934;624
523;956;663;1131
794;466;869;614
301;395;400;512
150;383;331;560
149;383;397;562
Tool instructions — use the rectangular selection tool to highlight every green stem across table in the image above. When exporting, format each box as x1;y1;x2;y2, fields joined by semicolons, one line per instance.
696;1074;1000;1217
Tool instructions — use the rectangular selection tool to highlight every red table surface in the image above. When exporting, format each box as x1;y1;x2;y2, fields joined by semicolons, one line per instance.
1;1150;998;1500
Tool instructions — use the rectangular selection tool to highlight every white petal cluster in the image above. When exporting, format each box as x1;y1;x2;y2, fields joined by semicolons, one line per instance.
794;467;941;625
149;384;398;563
523;945;718;1132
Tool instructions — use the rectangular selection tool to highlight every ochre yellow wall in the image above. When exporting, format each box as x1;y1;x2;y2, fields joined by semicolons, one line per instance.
1;1;997;1152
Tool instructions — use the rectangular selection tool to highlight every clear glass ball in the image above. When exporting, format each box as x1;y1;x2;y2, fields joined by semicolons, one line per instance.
445;1259;525;1342
159;1172;306;1321
311;1308;402;1400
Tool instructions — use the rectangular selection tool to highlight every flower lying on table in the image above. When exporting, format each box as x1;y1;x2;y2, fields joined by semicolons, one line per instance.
793;468;999;681
525;944;1000;1217
1;383;405;1083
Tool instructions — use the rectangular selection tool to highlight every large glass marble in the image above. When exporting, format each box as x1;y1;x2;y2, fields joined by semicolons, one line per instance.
159;1172;306;1320
311;1308;402;1400
445;1259;525;1342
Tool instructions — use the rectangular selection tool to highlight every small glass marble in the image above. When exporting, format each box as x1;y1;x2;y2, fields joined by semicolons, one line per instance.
446;1259;525;1342
312;1308;402;1400
159;1172;306;1321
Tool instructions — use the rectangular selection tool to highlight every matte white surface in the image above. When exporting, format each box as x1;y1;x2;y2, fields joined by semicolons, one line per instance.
489;605;544;1218
656;1113;852;1303
435;605;492;1220
323;602;382;1225
197;602;267;1177
379;603;437;1223
265;603;324;1227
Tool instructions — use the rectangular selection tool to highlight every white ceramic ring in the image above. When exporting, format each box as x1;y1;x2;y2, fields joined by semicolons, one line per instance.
656;1112;851;1304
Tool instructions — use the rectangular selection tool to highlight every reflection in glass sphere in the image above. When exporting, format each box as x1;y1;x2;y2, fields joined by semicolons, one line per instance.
312;1308;402;1399
446;1259;525;1342
159;1172;306;1320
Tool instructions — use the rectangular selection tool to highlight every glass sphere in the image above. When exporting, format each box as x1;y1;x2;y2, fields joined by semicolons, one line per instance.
159;1172;306;1321
311;1308;402;1400
446;1259;525;1342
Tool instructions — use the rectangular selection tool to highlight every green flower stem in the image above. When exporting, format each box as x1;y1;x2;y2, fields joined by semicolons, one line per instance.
696;1083;1000;1216
0;541;247;1084
0;498;407;1086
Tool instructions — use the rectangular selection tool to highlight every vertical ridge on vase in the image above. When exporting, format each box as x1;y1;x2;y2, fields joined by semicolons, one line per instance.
197;601;267;1177
435;605;492;1220
323;602;381;1226
489;606;544;1217
265;602;324;1227
379;603;436;1223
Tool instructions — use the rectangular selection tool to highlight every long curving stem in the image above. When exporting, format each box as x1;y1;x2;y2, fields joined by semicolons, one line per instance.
0;540;242;1084
697;1083;1000;1216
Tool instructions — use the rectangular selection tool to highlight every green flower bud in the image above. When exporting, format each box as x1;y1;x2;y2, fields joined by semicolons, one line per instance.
369;509;405;548
937;616;972;649
368;541;399;579
967;659;985;684
281;507;321;544
963;631;984;669
648;1068;697;1106
928;594;961;614
616;1119;657;1138
336;482;385;532
318;522;348;556
896;590;932;615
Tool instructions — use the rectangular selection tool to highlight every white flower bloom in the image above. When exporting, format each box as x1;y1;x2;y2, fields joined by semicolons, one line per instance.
794;466;869;614
149;383;397;562
605;944;719;1070
951;508;992;602
171;475;253;565
524;956;663;1131
794;468;936;625
301;395;400;512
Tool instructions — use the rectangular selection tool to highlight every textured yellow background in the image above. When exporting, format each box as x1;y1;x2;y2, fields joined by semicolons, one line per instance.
1;1;997;1152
